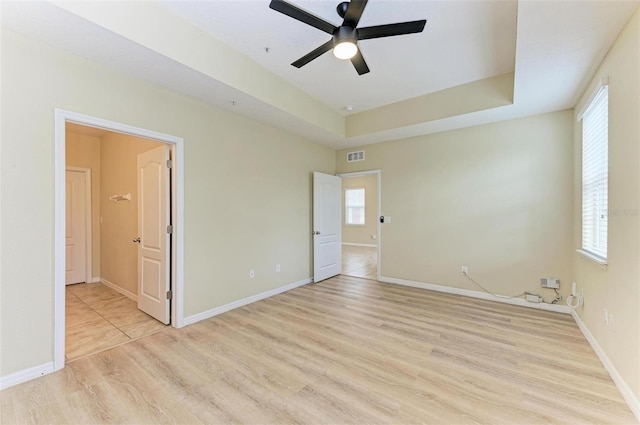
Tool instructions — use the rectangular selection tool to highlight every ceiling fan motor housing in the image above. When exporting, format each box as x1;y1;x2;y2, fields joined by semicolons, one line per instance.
337;2;350;18
333;26;357;47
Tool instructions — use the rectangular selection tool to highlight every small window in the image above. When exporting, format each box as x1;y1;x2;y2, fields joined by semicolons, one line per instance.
345;188;365;225
580;83;608;261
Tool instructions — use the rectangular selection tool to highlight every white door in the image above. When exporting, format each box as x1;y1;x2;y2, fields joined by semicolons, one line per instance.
313;172;342;282
65;170;87;285
137;145;170;324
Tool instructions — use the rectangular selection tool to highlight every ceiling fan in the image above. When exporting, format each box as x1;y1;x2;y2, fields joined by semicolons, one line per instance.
269;0;427;75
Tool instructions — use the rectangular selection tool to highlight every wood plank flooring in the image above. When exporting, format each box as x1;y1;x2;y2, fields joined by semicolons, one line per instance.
66;283;167;361
2;276;637;424
342;245;377;279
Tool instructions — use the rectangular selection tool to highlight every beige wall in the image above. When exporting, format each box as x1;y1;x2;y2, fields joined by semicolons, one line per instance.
572;8;640;400
337;110;574;302
342;175;378;246
100;133;163;295
3;8;639;407
0;29;335;377
65;132;101;279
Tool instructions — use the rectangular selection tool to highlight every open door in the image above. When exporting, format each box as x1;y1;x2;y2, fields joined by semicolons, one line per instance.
313;172;342;282
137;145;170;324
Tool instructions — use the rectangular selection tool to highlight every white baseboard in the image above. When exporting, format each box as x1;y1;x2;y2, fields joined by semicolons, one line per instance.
378;275;571;314
342;242;377;247
184;278;312;326
100;278;137;301
89;276;101;283
572;311;640;422
0;362;54;391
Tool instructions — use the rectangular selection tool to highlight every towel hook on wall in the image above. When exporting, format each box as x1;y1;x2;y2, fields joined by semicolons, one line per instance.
109;193;131;202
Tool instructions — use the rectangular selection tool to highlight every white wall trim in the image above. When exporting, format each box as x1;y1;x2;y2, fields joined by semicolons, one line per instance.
54;110;66;372
100;278;137;301
577;76;609;121
576;249;608;270
341;242;377;248
54;108;186;374
0;362;54;391
183;278;312;326
572;311;640;422
89;277;101;283
379;275;572;314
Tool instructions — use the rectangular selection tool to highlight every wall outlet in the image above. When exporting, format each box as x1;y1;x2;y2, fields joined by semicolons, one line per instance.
249;269;255;279
461;266;468;275
609;314;615;332
371;234;376;240
276;264;281;273
541;277;560;289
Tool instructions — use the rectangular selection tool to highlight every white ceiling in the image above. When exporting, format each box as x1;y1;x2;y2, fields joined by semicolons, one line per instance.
2;1;639;149
162;0;518;114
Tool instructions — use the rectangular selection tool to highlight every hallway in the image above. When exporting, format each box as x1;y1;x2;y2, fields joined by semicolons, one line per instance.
66;283;167;361
341;245;377;280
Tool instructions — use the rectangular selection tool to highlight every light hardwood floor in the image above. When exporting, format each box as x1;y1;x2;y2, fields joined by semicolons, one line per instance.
342;244;377;279
2;276;636;424
66;283;167;361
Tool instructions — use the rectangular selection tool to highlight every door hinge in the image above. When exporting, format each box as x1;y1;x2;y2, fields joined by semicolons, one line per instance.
166;290;173;300
166;159;173;169
167;225;173;234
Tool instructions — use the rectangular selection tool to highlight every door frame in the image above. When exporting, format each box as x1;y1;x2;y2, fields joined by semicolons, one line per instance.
65;166;93;284
54;108;185;372
337;170;382;281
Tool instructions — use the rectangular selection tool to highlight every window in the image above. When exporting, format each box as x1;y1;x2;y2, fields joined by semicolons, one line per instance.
345;188;365;225
580;83;608;262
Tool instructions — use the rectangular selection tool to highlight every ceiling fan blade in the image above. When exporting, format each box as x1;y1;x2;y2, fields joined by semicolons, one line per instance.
343;0;368;28
350;50;370;75
292;40;334;68
269;0;337;35
357;20;427;40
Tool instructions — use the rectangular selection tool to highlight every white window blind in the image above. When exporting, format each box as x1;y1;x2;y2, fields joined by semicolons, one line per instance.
581;85;608;261
345;188;365;225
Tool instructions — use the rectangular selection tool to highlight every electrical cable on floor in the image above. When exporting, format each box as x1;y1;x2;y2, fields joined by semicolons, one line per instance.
542;288;563;305
462;271;526;300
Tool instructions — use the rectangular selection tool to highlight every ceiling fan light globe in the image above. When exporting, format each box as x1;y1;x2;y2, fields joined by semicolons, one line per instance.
333;41;358;60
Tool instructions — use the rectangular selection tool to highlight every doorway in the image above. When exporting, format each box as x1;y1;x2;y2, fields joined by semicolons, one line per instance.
54;109;184;371
64;124;172;361
338;170;381;281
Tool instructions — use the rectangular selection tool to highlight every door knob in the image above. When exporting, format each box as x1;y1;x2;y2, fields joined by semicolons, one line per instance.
133;237;141;243
313;231;321;235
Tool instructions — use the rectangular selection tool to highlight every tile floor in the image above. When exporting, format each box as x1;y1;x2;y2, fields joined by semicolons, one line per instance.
342;244;377;280
66;283;167;362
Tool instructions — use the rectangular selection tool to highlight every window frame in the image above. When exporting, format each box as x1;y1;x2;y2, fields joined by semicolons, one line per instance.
344;187;366;226
577;79;608;266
